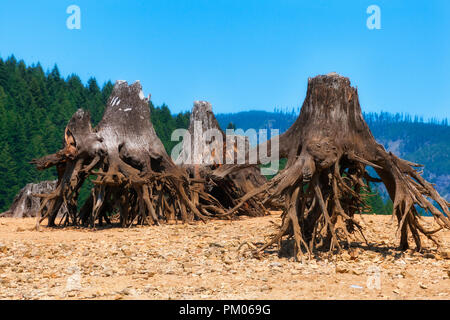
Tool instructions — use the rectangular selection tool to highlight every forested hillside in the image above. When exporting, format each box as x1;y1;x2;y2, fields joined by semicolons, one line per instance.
0;56;448;214
365;113;450;195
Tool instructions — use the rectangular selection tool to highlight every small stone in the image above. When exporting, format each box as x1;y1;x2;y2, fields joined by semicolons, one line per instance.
349;249;359;260
335;265;348;274
261;285;272;291
419;283;428;289
269;262;282;268
223;256;233;265
400;270;410;278
209;242;224;248
121;249;132;256
182;263;195;269
121;288;132;295
342;252;351;260
351;269;363;275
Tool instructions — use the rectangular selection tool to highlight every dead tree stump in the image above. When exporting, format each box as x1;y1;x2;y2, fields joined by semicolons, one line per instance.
0;181;67;218
32;81;212;228
176;101;268;217
229;73;450;260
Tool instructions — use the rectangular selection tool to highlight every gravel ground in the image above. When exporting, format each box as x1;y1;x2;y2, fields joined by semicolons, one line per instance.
0;213;449;300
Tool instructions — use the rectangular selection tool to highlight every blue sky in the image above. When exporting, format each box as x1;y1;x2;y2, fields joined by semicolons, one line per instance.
0;0;449;118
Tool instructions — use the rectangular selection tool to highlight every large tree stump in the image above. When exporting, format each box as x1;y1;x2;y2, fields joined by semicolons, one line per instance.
229;73;450;260
32;81;211;228
176;101;268;217
0;181;67;218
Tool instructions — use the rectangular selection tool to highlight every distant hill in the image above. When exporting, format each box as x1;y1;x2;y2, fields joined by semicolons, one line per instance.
217;110;450;200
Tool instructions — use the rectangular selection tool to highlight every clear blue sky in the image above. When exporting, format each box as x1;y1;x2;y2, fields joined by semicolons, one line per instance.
0;0;449;118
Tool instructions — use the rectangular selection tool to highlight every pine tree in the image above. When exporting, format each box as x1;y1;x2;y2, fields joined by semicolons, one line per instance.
0;142;18;211
227;122;236;130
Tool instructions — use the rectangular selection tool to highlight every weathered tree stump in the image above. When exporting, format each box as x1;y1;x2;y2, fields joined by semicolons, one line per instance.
229;73;450;260
32;81;212;228
0;181;67;218
176;101;268;217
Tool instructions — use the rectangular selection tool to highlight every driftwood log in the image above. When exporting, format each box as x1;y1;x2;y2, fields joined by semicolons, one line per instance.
32;81;222;228
176;101;267;217
0;181;67;218
229;73;450;260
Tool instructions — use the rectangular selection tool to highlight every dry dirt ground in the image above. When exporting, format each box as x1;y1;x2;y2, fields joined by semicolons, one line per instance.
0;213;449;300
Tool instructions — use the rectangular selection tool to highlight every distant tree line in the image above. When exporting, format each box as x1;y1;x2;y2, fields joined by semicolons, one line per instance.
363;111;449;127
